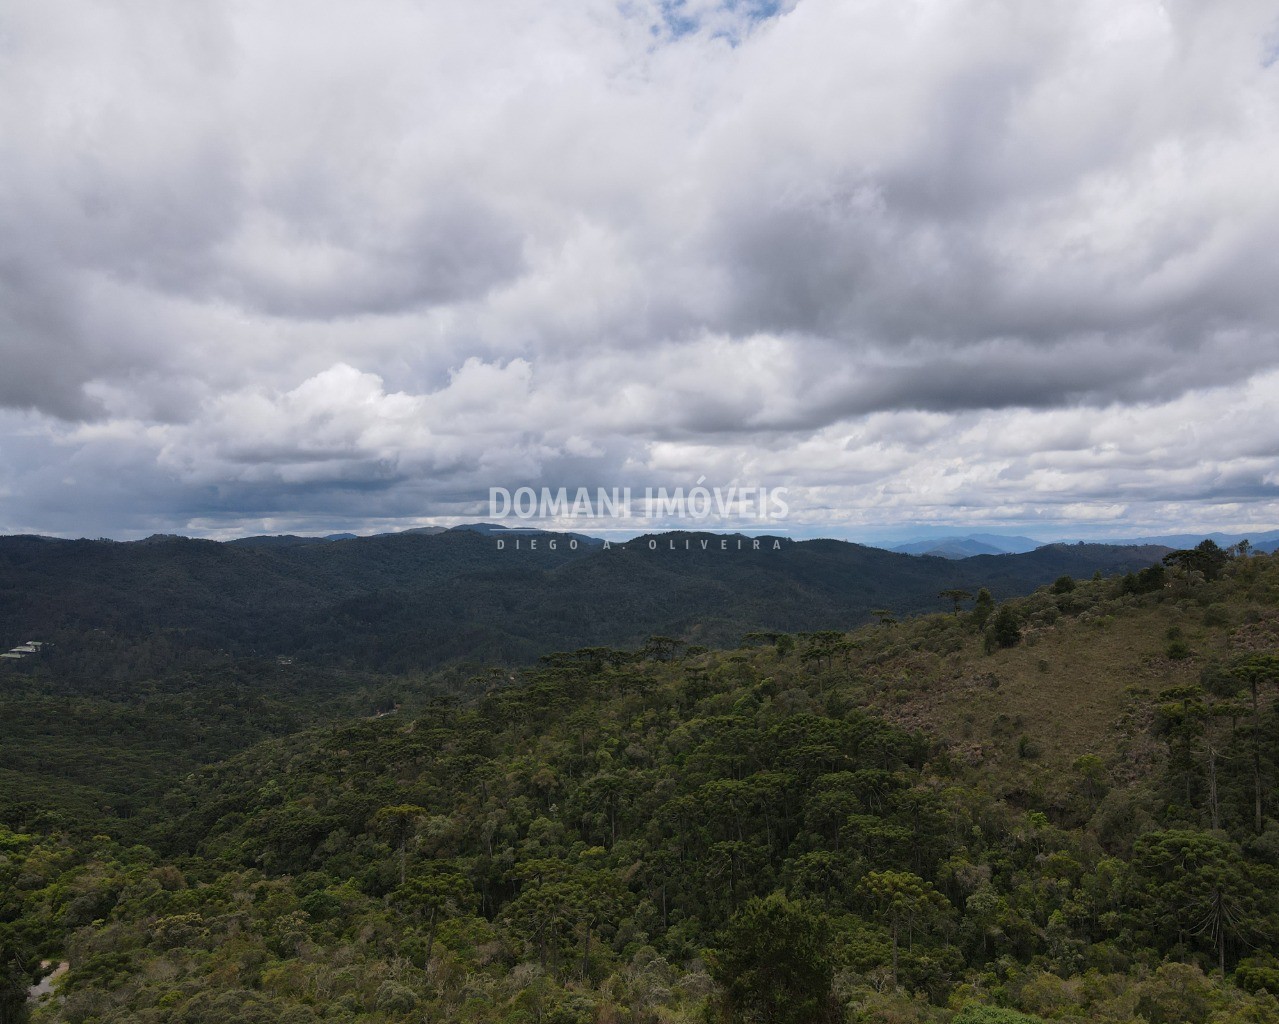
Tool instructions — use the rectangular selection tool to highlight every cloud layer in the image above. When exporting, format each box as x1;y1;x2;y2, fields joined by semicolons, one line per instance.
2;0;1278;538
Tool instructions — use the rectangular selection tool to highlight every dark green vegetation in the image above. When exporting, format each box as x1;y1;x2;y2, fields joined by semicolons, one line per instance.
0;531;1169;673
0;655;420;836
6;540;1279;1022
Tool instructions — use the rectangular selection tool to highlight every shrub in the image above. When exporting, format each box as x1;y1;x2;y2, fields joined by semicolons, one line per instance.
952;1006;1044;1024
1235;955;1279;995
1202;604;1231;627
985;607;1022;652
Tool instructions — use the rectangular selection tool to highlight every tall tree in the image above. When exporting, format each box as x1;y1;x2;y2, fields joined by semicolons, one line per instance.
388;867;474;963
707;892;835;1024
1130;830;1274;977
1231;655;1279;833
373;804;428;886
856;869;951;988
972;588;995;630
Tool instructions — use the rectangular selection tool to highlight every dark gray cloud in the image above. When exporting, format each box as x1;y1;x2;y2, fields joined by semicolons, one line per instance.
1;0;1278;538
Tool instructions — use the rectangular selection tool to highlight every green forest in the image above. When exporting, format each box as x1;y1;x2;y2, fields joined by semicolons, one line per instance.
0;530;1171;673
6;542;1279;1023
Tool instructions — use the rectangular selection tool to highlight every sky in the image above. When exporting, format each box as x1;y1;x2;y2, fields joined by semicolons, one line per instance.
2;0;1279;542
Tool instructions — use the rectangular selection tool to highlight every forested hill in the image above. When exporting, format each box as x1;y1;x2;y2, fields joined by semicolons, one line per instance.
6;549;1279;1023
0;531;1169;670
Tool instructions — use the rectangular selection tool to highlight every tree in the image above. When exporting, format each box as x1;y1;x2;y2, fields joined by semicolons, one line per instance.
855;870;951;988
707;892;835;1024
1230;655;1279;833
939;589;973;616
798;631;844;672
972;588;995;630
0;925;35;1024
388;867;474;963
1154;686;1210;813
503;859;628;977
872;609;898;628
1155;685;1250;828
1163;540;1229;582
373;804;428;886
643;636;686;662
1130;830;1274;977
985;605;1021;652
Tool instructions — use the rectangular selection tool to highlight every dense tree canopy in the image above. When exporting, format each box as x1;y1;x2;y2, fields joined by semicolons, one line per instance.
4;545;1279;1022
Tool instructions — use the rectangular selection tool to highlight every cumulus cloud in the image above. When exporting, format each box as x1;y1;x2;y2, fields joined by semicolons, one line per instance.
0;0;1277;537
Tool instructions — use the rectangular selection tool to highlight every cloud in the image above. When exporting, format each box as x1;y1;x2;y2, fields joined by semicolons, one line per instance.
0;0;1278;536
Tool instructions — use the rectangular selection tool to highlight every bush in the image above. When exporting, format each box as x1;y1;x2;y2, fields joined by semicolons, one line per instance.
1202;604;1232;627
545;992;597;1024
1235;955;1279;995
1133;963;1212;1024
952;1006;1045;1024
985;607;1022;652
374;981;418;1013
1165;626;1191;659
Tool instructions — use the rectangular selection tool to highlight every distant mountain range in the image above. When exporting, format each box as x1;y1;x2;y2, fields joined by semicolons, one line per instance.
889;534;1046;558
226;522;605;547
1093;530;1279;553
226;532;361;547
886;529;1279;559
218;524;1279;560
0;529;1170;673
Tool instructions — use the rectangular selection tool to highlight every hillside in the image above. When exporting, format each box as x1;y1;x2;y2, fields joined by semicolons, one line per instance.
4;548;1279;1023
798;552;1279;805
0;531;1169;673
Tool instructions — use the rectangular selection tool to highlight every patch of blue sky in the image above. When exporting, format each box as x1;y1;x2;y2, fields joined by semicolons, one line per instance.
658;0;700;39
1264;16;1279;67
645;0;790;44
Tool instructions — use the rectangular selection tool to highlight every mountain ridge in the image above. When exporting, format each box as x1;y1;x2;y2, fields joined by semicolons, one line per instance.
0;530;1170;673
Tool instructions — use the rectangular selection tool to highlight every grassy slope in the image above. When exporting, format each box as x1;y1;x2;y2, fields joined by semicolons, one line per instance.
807;556;1279;807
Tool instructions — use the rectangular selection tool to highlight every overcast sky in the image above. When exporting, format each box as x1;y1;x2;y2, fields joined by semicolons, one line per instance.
2;0;1278;541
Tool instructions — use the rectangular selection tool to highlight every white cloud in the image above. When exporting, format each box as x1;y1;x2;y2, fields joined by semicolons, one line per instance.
1;0;1277;536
